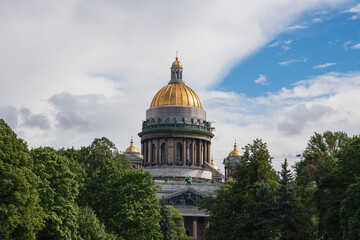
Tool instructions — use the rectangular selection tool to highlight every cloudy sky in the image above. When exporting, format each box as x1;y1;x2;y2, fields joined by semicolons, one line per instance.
1;0;359;171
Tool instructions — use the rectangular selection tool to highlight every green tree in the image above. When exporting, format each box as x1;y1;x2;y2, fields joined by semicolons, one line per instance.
295;131;350;239
200;139;278;240
77;206;116;240
0;119;44;239
336;136;360;239
77;137;130;178
235;138;278;189
66;138;131;207
31;147;80;240
86;159;161;240
339;182;360;239
163;205;195;240
254;183;278;240
160;198;173;240
276;159;299;240
335;136;360;187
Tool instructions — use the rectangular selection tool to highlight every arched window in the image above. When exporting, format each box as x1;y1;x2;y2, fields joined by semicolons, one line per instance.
187;143;192;166
172;72;175;79
194;141;198;166
151;144;156;164
160;143;165;164
203;142;206;165
180;72;182;79
176;71;179;79
176;142;182;165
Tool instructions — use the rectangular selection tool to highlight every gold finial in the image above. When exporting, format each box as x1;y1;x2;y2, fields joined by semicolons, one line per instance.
171;51;182;68
125;137;139;153
229;139;242;157
211;155;218;169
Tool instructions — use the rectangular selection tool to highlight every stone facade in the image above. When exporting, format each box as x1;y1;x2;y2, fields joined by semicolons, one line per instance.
136;57;224;239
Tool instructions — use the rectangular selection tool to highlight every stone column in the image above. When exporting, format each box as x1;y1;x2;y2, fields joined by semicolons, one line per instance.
183;139;186;166
141;141;145;166
165;138;168;164
199;141;203;166
143;141;146;166
204;142;208;164
208;142;211;164
141;141;144;156
191;139;195;166
173;139;177;165
149;140;152;165
157;139;160;165
192;217;198;238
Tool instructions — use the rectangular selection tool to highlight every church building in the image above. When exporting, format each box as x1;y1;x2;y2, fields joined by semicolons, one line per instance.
123;56;242;239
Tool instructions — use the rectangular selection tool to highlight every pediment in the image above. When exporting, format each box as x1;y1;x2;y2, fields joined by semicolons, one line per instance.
164;187;208;206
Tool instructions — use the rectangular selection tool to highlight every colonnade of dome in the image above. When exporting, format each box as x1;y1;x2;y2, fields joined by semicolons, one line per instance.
138;56;215;182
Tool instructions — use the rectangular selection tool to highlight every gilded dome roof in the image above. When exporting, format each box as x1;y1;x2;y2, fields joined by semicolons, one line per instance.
125;139;139;153
172;57;183;68
211;156;219;170
150;82;202;108
229;141;242;157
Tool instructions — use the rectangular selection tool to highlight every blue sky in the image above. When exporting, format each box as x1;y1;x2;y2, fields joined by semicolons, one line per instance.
221;7;360;97
0;1;360;171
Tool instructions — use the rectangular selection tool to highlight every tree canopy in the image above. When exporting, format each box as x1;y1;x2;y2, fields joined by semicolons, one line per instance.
0;119;44;239
1;118;360;240
200;139;278;240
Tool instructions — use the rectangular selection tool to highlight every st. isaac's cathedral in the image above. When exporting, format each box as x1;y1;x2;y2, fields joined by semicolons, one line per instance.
123;56;242;239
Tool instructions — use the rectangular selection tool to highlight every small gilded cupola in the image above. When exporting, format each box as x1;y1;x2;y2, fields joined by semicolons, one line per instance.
229;140;242;157
170;55;183;83
210;156;219;170
125;138;139;153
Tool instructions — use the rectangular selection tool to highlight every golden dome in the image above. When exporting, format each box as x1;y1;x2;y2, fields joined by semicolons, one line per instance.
211;156;218;170
150;82;202;108
125;139;139;153
172;57;183;68
229;141;242;157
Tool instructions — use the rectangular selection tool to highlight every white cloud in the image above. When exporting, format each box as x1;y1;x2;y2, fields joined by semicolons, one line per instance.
255;74;267;85
312;17;323;23
345;3;360;20
0;0;350;171
278;58;308;66
269;39;292;48
288;24;308;30
269;41;282;48
205;72;360;171
313;62;336;69
344;40;352;50
352;43;360;49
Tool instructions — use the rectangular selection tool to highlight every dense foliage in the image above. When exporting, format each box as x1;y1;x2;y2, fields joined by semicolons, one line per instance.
0;119;44;239
1;118;359;240
201;133;360;240
200;139;279;240
0;119;194;239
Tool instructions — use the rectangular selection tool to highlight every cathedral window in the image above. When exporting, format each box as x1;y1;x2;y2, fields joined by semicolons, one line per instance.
194;142;198;166
151;144;156;164
176;142;182;165
187;143;192;166
160;143;165;164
